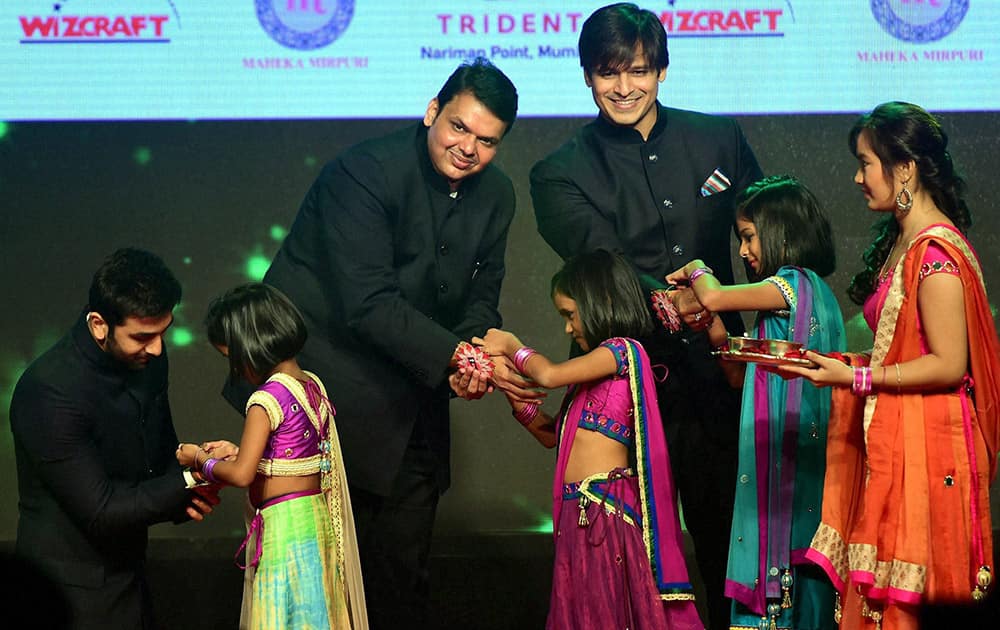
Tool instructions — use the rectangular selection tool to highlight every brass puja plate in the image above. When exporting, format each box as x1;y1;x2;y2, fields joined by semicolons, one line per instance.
711;348;816;367
712;336;816;367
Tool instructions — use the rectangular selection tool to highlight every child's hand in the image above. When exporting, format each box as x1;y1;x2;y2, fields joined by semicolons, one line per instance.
202;440;239;461
492;356;546;402
665;259;707;285
665;268;688;285
477;328;521;357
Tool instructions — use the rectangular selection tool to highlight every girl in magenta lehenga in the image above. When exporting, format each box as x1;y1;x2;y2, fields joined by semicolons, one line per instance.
176;283;367;630
475;249;703;629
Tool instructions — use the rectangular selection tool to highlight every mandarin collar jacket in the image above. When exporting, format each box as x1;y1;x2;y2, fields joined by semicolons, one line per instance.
259;122;516;496
530;102;763;335
10;312;191;629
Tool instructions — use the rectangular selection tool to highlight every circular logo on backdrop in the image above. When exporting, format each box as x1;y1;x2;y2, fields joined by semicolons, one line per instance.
256;0;355;50
871;0;968;43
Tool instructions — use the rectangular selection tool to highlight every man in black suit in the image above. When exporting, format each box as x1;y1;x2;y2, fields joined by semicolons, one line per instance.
530;4;763;627
9;248;218;630
257;57;527;629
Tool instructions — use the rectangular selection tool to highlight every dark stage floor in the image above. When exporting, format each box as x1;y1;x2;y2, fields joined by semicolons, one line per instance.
3;531;999;629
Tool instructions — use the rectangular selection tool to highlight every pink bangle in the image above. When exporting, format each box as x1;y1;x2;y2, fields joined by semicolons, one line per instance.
201;458;220;483
650;289;682;333
513;402;540;427
688;266;714;284
851;366;872;397
512;346;537;374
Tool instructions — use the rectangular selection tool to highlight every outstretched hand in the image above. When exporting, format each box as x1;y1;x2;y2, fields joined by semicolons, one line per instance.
201;440;239;460
664;267;689;286
474;328;521;358
472;332;546;402
776;351;854;387
491;355;546;403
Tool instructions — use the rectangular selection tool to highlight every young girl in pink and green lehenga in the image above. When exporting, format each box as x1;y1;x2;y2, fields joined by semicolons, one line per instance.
177;283;367;630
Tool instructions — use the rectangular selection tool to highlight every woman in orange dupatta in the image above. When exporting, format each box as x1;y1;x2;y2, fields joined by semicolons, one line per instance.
782;102;999;629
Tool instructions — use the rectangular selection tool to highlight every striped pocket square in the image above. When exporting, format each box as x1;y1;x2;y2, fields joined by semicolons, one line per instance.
700;168;731;197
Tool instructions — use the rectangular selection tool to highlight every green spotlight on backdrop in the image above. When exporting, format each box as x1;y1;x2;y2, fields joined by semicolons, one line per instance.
269;225;288;242
132;146;152;166
244;253;271;282
170;327;194;348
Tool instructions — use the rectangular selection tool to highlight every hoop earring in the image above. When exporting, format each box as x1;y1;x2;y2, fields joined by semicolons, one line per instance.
895;179;913;214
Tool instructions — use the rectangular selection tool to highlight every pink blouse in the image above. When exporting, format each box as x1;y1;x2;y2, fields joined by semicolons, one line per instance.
863;241;960;354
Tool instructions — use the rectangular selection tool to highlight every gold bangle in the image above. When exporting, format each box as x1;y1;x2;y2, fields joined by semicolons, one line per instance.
894;363;902;392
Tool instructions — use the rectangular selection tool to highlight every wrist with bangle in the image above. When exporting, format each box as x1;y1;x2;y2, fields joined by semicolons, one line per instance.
512;401;540;427
687;265;714;284
512;346;537;374
851;366;873;396
201;457;221;484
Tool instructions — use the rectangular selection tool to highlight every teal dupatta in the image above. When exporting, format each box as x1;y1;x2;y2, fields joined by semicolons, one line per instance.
725;267;845;630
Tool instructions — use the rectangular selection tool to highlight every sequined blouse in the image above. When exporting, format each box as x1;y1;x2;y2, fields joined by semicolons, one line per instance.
574;337;634;447
245;371;332;477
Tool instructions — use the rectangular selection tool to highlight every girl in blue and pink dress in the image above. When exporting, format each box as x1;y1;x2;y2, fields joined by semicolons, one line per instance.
176;283;367;630
476;249;703;630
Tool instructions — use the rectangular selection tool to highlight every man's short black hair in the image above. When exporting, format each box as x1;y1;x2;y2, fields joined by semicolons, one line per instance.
88;248;181;326
435;57;518;135
579;3;669;75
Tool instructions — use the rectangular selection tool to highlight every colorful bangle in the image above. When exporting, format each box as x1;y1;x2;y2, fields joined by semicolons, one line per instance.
512;402;540;427
688;266;714;284
512;346;537;374
453;341;494;379
650;289;682;333
201;458;220;484
851;366;873;397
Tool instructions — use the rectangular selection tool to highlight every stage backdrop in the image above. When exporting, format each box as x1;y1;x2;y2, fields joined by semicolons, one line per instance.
2;1;998;541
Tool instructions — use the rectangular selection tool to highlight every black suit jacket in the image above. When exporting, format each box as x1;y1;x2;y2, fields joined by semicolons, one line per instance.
259;123;516;496
9;313;192;630
531;103;762;336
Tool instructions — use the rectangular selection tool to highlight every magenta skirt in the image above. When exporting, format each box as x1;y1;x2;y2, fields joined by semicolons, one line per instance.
546;472;703;629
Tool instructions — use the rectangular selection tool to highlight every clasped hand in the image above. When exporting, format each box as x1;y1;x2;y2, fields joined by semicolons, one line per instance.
174;440;238;521
471;329;546;404
663;265;715;331
449;329;546;403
